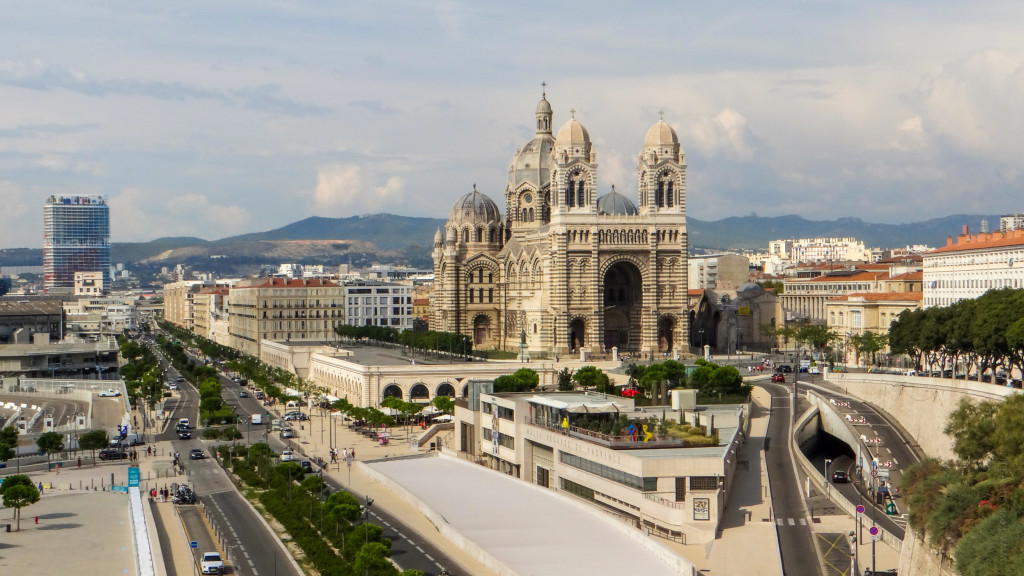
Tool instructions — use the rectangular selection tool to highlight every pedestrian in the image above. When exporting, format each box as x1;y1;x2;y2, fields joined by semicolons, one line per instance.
147;445;152;456
38;482;44;495
350;448;355;459
342;448;348;461
56;462;60;475
77;457;82;468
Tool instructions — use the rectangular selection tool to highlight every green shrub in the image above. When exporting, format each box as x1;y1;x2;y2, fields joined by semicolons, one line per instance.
203;428;221;440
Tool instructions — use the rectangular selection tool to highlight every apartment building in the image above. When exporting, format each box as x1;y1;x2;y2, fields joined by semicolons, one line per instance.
228;277;347;357
923;228;1024;308
342;281;414;330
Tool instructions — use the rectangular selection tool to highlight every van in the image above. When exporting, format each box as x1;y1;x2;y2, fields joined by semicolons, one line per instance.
272;419;282;431
251;413;263;425
286;400;300;409
178;418;190;429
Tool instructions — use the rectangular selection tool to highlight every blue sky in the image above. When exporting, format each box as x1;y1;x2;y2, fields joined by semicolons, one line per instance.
2;1;1024;248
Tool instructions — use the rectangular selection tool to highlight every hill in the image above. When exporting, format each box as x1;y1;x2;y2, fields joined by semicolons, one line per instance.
221;214;447;251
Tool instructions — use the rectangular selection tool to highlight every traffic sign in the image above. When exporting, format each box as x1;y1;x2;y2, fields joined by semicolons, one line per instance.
190;541;198;549
869;526;879;536
856;505;866;515
871;470;877;478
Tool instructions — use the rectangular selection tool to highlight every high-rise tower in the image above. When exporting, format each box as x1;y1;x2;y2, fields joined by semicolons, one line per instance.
43;195;111;291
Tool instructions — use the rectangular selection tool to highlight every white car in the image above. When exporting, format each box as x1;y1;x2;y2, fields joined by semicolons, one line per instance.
280;450;296;462
200;552;224;574
98;389;121;397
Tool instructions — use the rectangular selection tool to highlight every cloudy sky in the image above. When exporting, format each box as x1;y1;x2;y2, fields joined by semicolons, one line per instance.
2;1;1024;248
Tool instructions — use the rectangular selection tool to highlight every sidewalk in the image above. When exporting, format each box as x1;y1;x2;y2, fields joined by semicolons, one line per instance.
670;385;784;575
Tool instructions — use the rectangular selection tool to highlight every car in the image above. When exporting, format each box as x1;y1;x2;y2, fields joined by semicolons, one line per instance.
178;430;192;439
239;391;248;398
98;449;129;461
168;383;178;390
200;552;224;575
780;365;793;373
98;389;121;397
176;375;184;382
280;427;295;439
299;460;313;473
189;448;206;460
255;391;265;400
771;373;786;383
832;470;849;483
163;391;173;397
280;450;296;462
809;366;821;374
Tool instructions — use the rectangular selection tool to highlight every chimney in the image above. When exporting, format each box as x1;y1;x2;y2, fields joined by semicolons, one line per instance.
946;236;953;246
962;224;969;235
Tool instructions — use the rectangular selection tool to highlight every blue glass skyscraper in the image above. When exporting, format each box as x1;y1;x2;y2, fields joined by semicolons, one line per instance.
43;195;111;291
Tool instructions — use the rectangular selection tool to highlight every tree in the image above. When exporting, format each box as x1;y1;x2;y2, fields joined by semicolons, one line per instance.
78;429;109;464
493;368;540;393
353;542;393;576
0;425;18;463
36;431;64;462
573;366;612;393
430;395;455;415
795;324;837;354
0;474;40;531
556;367;574;391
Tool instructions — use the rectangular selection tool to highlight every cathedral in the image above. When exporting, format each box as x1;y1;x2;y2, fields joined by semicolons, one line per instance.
431;93;689;356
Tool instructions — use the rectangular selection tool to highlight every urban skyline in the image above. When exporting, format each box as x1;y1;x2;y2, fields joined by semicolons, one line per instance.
2;2;1024;249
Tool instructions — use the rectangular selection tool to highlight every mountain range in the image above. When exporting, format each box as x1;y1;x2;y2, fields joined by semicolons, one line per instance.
0;212;1003;272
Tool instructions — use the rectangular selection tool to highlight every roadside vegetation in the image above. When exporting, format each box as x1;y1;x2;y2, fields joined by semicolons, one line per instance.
218;442;423;576
902;394;1024;576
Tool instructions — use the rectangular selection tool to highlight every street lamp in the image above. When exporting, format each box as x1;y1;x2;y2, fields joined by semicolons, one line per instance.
824;459;833;501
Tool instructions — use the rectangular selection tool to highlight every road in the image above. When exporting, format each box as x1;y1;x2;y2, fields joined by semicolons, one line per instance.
146;332;465;576
761;377;822;576
801;378;922;539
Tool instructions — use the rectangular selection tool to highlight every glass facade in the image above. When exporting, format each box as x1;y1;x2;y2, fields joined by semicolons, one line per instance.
43;195;110;290
560;452;658;491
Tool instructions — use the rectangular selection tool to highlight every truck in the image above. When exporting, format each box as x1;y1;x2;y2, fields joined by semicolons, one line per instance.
250;413;263;425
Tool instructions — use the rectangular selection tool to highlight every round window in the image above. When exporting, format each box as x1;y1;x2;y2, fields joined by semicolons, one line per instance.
522;193;533;204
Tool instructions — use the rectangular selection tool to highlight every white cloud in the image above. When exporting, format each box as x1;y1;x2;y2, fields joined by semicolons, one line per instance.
687;108;757;162
0;181;31;247
311;163;406;215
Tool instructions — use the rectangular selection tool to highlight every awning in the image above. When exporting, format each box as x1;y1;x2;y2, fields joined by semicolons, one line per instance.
565;402;623;414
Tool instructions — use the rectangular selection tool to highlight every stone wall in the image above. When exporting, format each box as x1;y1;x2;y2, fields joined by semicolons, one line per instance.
897;527;957;576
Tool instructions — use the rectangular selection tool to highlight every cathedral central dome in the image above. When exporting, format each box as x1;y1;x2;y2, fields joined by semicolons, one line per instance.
448;186;502;226
597;187;639;216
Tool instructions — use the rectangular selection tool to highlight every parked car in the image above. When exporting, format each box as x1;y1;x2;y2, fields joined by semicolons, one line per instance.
280;450;296;462
280;427;295;439
189;448;206;460
200;552;224;575
98;389;121;397
809;366;821;374
832;470;849;483
98;449;129;461
771;373;786;383
780;365;793;373
169;383;178;390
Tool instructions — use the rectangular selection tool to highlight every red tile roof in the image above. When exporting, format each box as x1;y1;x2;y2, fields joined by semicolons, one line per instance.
889;271;923;281
928;229;1024;254
830;292;923;302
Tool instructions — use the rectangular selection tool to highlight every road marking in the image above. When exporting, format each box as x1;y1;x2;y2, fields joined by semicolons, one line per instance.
776;519;783;526
799;518;806;525
788;518;795;526
383;521;392;527
406;539;415;545
424;554;435;562
891;456;898;465
415;546;425;553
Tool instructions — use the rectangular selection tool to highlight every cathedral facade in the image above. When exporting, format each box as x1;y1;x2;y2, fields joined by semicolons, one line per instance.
431;94;688;356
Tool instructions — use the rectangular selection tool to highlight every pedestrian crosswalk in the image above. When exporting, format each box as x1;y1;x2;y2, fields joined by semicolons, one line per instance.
776;517;808;526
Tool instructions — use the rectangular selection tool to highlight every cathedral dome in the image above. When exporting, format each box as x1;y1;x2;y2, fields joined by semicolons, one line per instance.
448;186;502;226
555;117;591;148
596;187;639;216
644;119;678;148
536;95;552;115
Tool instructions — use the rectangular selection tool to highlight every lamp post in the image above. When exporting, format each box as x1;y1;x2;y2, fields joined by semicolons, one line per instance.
824;459;832;501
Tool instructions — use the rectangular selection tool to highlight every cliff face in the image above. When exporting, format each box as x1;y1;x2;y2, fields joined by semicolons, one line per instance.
899;528;957;576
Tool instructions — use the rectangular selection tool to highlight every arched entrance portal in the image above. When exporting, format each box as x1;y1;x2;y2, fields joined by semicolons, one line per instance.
569;318;586;351
382;384;403;400
603;262;642;352
658;315;676;353
436;383;455;397
473;315;490;346
410;383;430;402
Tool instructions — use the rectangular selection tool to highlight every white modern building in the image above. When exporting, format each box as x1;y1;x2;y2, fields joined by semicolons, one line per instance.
453;388;747;545
343;281;415;331
923;228;1024;308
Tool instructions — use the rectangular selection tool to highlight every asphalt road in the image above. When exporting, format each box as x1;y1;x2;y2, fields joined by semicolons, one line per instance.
146;333;465;576
761;378;822;576
801;378;922;539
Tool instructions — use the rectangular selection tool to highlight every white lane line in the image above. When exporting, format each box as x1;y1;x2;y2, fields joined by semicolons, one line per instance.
892;457;898;466
415;546;425;553
788;518;795;526
425;554;435;562
800;519;806;525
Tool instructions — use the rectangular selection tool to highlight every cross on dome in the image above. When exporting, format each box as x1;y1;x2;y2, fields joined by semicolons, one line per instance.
541;81;547;96
570;108;576;119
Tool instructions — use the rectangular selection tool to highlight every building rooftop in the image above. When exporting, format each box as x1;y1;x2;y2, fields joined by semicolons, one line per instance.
0;299;64;316
928;228;1024;254
829;292;923;302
